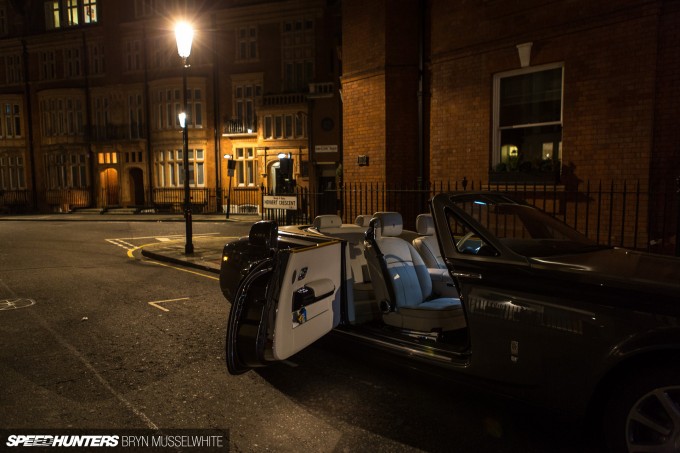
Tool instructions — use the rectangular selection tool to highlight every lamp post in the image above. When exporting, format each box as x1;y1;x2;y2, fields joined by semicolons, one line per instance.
175;21;194;255
224;154;235;219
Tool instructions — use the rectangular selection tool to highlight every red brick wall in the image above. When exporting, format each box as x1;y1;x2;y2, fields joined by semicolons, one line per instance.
428;0;663;187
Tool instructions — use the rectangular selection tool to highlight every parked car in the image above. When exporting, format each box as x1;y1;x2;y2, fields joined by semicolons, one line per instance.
219;192;680;452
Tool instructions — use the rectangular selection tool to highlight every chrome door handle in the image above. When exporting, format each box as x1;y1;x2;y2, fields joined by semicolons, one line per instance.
452;272;482;280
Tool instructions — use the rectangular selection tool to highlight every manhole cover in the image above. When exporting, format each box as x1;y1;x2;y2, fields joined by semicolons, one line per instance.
0;298;36;310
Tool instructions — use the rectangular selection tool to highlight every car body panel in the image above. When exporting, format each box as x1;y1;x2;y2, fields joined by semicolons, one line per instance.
222;193;680;419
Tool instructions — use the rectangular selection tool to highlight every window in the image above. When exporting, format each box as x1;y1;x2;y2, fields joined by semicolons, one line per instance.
0;154;26;190
492;64;563;181
128;92;144;139
154;148;204;187
236;26;258;62
40;51;56;80
92;95;110;139
0;101;22;138
40;94;84;137
124;39;142;72
234;147;256;186
88;40;105;75
282;18;315;91
263;114;305;140
3;54;23;85
45;0;98;29
0;4;7;36
64;47;81;78
232;83;260;132
44;151;88;189
154;86;203;130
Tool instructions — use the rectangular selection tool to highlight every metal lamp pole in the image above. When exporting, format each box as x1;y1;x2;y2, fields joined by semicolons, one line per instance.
175;22;194;255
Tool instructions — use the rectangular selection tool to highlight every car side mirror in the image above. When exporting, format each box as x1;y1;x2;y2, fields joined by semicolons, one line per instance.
249;220;278;250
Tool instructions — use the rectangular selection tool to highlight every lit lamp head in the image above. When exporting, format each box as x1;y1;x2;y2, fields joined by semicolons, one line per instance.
175;21;194;64
178;112;187;128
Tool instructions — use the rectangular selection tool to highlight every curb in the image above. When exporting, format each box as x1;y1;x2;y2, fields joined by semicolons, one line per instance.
140;248;220;275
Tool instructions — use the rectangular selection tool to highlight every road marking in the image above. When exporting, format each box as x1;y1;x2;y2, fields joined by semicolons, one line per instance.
105;232;220;242
148;297;190;312
0;298;36;310
106;238;137;251
126;244;220;281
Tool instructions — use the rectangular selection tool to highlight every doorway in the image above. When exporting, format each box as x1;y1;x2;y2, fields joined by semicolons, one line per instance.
100;168;119;207
128;168;145;206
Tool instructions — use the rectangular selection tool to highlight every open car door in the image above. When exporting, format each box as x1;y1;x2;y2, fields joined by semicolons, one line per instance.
225;228;343;375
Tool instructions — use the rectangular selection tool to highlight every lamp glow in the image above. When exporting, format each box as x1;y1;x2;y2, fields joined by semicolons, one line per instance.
178;112;187;128
175;22;194;60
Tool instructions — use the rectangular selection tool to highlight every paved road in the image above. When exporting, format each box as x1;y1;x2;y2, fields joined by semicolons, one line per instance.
0;220;599;452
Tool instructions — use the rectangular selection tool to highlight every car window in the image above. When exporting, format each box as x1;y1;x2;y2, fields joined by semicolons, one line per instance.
452;197;604;257
447;211;499;256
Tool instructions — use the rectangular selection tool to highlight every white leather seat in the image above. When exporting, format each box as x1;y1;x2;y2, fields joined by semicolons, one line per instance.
413;214;446;269
364;212;465;332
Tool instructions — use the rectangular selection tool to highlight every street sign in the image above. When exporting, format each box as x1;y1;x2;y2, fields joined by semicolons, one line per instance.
263;195;297;210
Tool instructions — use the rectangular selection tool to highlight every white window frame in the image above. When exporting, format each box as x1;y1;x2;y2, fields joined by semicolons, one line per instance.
492;62;564;171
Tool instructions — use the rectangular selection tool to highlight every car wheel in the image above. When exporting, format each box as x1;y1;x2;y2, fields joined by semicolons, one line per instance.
604;366;680;452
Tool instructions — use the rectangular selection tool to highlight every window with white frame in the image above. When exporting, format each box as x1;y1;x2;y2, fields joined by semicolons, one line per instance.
44;151;87;189
232;82;260;133
236;25;258;62
0;101;22;138
492;63;563;179
282;18;315;92
263;113;305;140
44;0;98;29
154;148;204;187
0;154;26;190
154;86;203;130
234;147;256;186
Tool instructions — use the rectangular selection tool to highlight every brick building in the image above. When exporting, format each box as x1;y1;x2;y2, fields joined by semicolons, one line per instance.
0;0;342;215
341;0;679;250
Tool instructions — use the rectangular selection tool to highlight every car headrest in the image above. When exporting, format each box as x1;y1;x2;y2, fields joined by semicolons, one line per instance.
374;212;402;237
313;215;342;231
416;214;435;236
354;215;372;228
249;220;278;249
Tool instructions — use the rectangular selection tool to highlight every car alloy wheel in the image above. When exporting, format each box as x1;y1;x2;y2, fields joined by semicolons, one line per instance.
625;385;680;452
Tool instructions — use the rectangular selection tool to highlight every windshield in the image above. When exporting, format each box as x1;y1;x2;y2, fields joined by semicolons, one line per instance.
451;196;605;257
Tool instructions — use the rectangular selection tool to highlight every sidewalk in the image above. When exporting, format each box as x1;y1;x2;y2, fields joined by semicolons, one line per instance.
139;235;230;275
1;211;262;275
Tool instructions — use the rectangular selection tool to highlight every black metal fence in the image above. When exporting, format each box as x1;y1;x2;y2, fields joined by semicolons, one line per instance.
337;179;680;256
2;178;678;255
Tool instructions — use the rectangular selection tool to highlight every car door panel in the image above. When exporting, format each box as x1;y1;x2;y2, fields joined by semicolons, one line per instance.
226;240;342;374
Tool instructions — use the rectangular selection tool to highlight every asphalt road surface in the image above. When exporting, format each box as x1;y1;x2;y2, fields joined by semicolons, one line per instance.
0;219;600;452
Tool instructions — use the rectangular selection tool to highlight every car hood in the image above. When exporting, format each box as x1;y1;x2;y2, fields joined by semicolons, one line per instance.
529;248;680;299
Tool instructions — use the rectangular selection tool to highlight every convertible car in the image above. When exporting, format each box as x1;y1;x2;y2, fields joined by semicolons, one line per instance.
219;192;680;452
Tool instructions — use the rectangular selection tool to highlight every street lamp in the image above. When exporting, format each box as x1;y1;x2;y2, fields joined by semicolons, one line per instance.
175;21;194;255
223;153;235;219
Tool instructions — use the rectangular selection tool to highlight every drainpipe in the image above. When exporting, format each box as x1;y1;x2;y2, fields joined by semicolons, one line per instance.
22;40;38;210
212;16;222;211
417;0;425;190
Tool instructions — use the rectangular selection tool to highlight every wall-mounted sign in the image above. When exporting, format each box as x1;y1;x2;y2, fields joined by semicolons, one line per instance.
315;145;338;153
357;155;369;166
263;195;298;210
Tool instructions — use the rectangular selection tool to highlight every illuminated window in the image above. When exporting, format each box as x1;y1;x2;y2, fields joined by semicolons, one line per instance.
155;149;204;188
234;147;256;186
492;64;563;180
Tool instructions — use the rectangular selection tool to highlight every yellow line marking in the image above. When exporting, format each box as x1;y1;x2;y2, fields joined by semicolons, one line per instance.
148;297;190;312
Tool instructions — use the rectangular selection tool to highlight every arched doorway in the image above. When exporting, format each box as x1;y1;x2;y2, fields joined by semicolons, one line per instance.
128;168;145;206
100;168;119;207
